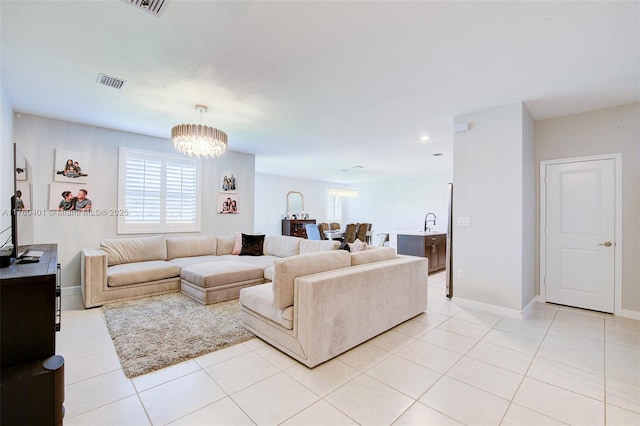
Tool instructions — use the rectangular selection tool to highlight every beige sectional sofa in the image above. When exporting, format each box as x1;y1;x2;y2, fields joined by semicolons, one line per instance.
239;247;429;367
81;234;339;308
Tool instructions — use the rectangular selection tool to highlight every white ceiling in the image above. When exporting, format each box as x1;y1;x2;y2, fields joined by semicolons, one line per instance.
2;1;638;183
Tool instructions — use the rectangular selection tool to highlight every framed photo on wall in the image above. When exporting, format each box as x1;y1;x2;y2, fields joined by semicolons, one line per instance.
54;149;90;184
220;171;237;193
217;194;239;214
16;181;31;211
48;182;93;211
15;148;27;181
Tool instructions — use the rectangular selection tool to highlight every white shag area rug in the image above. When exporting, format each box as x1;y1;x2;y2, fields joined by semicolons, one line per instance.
102;292;254;378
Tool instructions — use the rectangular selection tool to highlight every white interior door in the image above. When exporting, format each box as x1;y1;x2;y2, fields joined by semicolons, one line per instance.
544;159;615;313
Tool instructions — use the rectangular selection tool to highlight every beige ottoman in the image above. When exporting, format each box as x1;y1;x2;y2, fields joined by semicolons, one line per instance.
180;261;265;305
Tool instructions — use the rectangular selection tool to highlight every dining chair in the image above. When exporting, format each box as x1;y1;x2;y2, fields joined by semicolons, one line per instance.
330;222;341;230
344;223;357;243
317;223;329;240
356;223;368;242
304;223;322;240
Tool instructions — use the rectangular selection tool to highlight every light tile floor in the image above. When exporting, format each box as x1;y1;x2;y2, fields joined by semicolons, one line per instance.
58;273;640;425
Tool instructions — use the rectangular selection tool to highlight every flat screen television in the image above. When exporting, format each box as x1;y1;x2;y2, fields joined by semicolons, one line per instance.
10;142;18;259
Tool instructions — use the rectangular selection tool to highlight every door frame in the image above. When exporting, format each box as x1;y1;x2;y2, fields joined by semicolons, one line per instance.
540;153;622;315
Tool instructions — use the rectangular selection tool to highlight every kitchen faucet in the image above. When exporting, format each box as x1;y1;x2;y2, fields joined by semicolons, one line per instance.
424;212;436;232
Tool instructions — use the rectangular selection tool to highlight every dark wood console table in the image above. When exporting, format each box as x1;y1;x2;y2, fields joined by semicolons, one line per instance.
282;219;316;239
0;243;64;425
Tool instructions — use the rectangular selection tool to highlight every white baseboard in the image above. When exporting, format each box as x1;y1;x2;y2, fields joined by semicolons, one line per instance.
61;285;81;296
618;308;640;320
451;297;529;319
522;296;538;318
536;295;545;303
61;285;85;311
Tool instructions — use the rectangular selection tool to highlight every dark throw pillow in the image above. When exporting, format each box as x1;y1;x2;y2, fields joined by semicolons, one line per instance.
240;234;265;256
338;242;350;252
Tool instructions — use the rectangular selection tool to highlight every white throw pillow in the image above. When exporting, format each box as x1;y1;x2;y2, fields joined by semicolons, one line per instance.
349;238;367;253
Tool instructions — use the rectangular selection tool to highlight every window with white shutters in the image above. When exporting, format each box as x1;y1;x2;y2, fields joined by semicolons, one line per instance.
118;147;200;234
326;193;342;222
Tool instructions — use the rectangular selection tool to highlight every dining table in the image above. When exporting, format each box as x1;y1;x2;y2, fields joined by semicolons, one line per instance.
323;230;344;240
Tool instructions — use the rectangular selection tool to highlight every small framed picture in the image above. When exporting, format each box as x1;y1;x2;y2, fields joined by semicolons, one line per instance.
16;149;27;181
15;182;31;211
49;182;93;211
220;171;237;193
54;149;90;184
217;194;239;214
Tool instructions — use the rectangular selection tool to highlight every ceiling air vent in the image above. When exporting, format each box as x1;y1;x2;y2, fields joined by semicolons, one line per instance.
97;73;127;89
121;0;168;17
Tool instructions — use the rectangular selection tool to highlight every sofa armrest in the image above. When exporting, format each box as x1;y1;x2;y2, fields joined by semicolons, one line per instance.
293;256;428;367
81;248;108;308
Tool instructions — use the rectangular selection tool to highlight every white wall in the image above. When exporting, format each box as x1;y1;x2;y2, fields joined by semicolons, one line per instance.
345;173;452;244
453;102;532;312
522;106;536;308
536;103;640;312
254;173;336;236
13;114;255;287
0;83;13;236
255;171;453;242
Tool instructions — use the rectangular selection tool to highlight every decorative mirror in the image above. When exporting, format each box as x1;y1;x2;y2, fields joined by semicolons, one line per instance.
286;191;304;214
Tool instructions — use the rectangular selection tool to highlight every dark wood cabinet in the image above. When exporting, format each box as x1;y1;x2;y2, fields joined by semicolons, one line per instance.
282;219;316;239
397;233;447;274
1;244;64;425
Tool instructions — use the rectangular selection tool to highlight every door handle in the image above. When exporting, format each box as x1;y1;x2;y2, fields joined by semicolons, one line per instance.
598;242;612;247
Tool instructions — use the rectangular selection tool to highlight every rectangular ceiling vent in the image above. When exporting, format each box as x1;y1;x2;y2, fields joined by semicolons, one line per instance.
97;73;127;89
121;0;168;17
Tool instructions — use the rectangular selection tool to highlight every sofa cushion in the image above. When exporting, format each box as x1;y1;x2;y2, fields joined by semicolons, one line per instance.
181;261;264;288
240;234;265;256
264;265;275;281
216;235;236;255
351;247;397;266
107;260;179;287
166;235;217;260
168;255;222;269
101;236;167;266
240;283;293;330
227;255;279;270
232;232;242;255
300;240;340;254
272;250;351;310
264;235;301;258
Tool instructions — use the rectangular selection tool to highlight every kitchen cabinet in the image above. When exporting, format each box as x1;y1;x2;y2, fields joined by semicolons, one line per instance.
397;232;447;274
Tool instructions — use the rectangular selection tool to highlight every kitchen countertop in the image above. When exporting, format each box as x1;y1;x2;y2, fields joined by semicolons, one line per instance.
395;231;447;236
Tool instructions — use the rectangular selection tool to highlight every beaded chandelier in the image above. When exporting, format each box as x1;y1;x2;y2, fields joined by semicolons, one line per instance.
171;105;227;158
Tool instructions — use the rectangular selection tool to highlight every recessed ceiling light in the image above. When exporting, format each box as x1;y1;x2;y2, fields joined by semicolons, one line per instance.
420;135;430;141
432;153;443;157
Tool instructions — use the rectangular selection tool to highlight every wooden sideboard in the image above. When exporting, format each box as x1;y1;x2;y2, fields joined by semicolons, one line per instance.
282;219;316;239
397;232;447;274
1;244;65;425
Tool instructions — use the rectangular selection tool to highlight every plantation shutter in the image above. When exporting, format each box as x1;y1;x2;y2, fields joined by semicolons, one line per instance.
118;148;200;234
166;161;197;223
327;193;341;222
125;156;162;223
